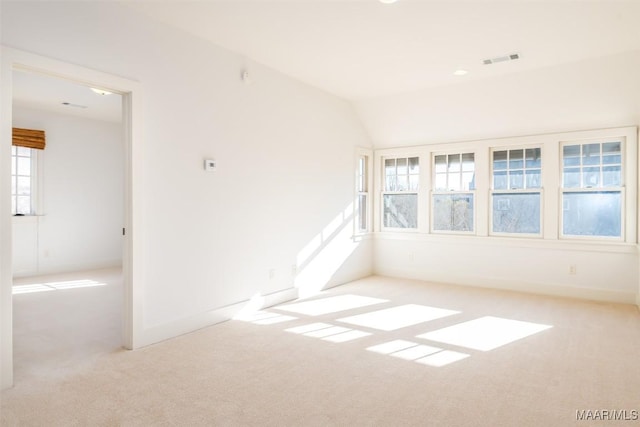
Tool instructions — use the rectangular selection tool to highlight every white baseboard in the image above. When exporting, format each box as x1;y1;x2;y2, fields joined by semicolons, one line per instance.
139;287;299;348
375;268;637;305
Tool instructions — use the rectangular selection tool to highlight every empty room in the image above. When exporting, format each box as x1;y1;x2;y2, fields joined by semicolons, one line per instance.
1;1;640;426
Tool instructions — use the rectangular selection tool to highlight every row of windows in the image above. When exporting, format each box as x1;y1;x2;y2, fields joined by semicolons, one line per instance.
357;129;636;242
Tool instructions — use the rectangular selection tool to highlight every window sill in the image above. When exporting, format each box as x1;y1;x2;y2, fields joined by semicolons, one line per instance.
12;215;43;224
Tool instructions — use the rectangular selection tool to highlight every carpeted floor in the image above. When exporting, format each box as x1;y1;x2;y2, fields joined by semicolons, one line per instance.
2;273;639;426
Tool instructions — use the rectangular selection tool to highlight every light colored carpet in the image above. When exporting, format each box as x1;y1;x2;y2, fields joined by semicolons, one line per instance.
2;274;639;426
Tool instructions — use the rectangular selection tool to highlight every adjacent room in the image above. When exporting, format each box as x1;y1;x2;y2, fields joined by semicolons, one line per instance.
1;1;639;426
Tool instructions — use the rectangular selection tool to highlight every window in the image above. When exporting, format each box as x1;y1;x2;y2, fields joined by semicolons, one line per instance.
382;157;419;229
11;145;37;215
561;140;623;238
491;147;542;235
432;153;475;232
356;154;370;233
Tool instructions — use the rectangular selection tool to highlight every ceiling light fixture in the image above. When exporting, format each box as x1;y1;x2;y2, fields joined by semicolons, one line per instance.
453;69;468;76
90;87;113;96
379;0;398;4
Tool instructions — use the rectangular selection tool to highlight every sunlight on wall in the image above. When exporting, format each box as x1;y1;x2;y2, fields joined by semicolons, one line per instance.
12;279;107;295
417;316;553;351
337;304;459;331
295;203;361;298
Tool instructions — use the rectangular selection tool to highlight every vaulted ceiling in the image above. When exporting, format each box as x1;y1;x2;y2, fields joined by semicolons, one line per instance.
126;0;640;100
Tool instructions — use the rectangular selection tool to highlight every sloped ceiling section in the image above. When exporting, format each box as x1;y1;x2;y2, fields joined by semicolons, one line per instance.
126;1;640;100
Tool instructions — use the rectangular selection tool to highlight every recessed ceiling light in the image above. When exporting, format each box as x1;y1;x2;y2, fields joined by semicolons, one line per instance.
453;69;468;76
379;0;398;4
90;87;113;96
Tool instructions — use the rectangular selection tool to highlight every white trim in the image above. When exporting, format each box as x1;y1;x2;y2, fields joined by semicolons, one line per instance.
371;269;637;305
0;47;144;389
140;287;298;347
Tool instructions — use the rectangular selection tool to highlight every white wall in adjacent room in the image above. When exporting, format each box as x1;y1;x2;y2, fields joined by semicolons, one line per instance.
12;106;124;277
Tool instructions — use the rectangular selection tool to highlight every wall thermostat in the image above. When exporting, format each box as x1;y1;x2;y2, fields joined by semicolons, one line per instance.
204;159;217;172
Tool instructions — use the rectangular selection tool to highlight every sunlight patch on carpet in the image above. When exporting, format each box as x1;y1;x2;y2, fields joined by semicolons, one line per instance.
337;304;459;331
417;316;552;351
276;294;387;316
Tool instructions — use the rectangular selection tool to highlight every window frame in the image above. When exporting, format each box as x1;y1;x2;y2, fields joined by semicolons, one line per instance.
489;145;544;238
559;138;626;241
380;154;420;232
355;148;373;235
430;151;476;235
11;145;41;216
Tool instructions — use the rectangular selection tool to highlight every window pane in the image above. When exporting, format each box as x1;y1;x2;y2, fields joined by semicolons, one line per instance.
583;167;600;187
493;151;507;171
563;145;580;167
562;191;621;237
433;193;474;232
603;166;621;187
11;156;16;176
385;159;396;191
17;156;31;175
509;149;524;169
448;173;461;191
602;142;621;165
409;175;419;191
582;143;600;166
494;170;507;190
408;157;419;174
358;194;367;231
448;154;460;172
16;196;31;215
462;172;474;191
17;176;30;196
461;153;474;172
397;158;407;176
434;155;446;173
396;175;408;191
563;168;580;188
16;146;30;156
509;170;524;189
492;193;541;234
525;148;541;168
525;169;541;189
435;173;447;191
358;158;366;192
383;194;417;229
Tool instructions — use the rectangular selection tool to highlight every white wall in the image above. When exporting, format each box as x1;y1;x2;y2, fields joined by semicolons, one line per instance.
12;106;124;277
0;1;372;343
355;50;640;148
360;51;640;305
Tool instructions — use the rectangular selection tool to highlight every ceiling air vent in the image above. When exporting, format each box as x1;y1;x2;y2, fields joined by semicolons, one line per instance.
483;53;520;65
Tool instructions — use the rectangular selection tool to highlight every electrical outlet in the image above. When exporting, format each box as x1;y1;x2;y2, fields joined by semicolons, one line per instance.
569;265;577;275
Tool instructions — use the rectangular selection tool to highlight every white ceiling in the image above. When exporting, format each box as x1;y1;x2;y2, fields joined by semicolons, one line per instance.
125;0;640;100
12;71;122;123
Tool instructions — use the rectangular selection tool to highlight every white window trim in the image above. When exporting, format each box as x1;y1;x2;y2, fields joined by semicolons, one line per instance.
558;135;632;242
372;126;637;246
430;150;477;235
377;150;423;232
11;146;43;216
489;144;544;238
355;147;373;236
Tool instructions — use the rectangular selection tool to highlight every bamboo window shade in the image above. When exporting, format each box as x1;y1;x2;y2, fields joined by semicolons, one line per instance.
12;127;46;150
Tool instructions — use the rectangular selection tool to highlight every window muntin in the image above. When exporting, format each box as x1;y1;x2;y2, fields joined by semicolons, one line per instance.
561;140;623;238
432;152;475;232
383;156;419;229
491;147;542;235
11;145;35;215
